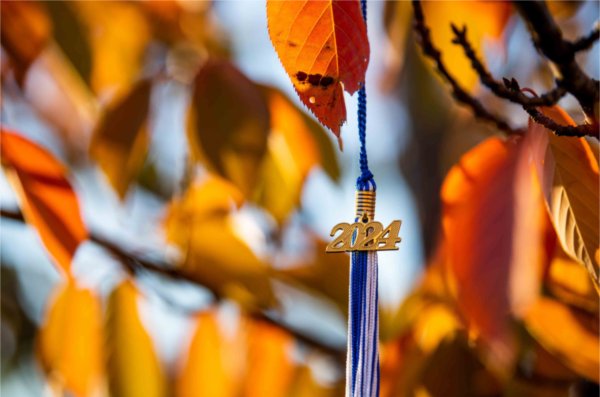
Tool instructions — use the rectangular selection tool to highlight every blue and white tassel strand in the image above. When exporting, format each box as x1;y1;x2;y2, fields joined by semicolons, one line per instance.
346;1;380;396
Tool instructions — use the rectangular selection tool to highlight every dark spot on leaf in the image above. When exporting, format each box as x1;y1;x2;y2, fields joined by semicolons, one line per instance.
296;71;307;82
287;40;298;47
320;76;334;87
308;74;322;86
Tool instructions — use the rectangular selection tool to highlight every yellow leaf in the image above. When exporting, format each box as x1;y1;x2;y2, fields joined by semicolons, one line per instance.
254;86;339;223
106;281;167;397
243;321;295;397
188;59;270;197
0;130;87;275
547;245;599;314
166;180;275;309
176;310;241;397
422;1;511;90
37;281;103;397
524;297;600;382
72;1;150;94
528;106;600;291
90;79;152;199
266;0;369;136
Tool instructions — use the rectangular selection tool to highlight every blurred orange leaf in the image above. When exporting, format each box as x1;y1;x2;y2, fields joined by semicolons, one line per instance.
527;106;600;291
37;281;104;397
243;321;295;397
188;59;270;197
176;310;240;397
0;0;51;83
422;1;512;90
267;0;369;136
441;136;545;367
106;281;167;397
524;297;599;382
0;129;87;275
90;78;152;199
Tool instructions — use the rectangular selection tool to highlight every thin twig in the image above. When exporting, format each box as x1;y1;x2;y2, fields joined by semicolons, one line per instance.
571;25;600;53
514;1;599;120
451;24;599;139
525;107;599;138
450;24;566;107
0;208;345;357
411;0;520;135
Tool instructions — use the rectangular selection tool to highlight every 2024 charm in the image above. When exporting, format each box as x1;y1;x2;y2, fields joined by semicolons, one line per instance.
325;212;402;253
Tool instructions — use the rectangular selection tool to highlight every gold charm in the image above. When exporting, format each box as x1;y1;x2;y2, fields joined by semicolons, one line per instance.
325;216;402;252
326;190;402;253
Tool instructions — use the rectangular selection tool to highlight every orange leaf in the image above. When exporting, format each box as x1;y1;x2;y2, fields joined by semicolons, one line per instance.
524;297;600;382
37;281;104;397
527;106;600;291
176;311;241;397
0;129;87;275
0;0;51;84
243;321;295;397
267;0;369;136
441;137;545;367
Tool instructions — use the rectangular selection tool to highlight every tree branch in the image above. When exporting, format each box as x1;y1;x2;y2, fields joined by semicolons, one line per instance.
411;0;521;135
0;208;345;358
450;24;566;107
572;24;600;53
450;24;599;139
514;1;599;120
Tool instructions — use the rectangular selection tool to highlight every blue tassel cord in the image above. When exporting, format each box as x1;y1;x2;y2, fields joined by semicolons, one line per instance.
346;1;379;396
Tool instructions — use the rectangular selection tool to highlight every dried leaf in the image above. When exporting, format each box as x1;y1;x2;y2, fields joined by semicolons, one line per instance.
37;281;104;397
422;1;512;90
188;59;270;197
106;281;167;397
176;311;240;397
0;130;87;275
267;0;369;136
0;0;51;83
527;106;600;292
524;297;599;382
441;136;546;367
90;79;152;199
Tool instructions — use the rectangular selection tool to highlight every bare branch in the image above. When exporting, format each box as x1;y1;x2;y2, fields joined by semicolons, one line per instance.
525;107;599;138
411;0;521;135
572;25;600;53
450;24;567;107
0;208;345;358
514;1;599;120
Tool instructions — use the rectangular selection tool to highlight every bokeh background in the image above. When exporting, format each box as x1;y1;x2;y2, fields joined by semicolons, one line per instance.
1;1;598;396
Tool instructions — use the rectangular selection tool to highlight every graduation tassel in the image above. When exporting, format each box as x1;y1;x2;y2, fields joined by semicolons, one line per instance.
325;2;402;395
